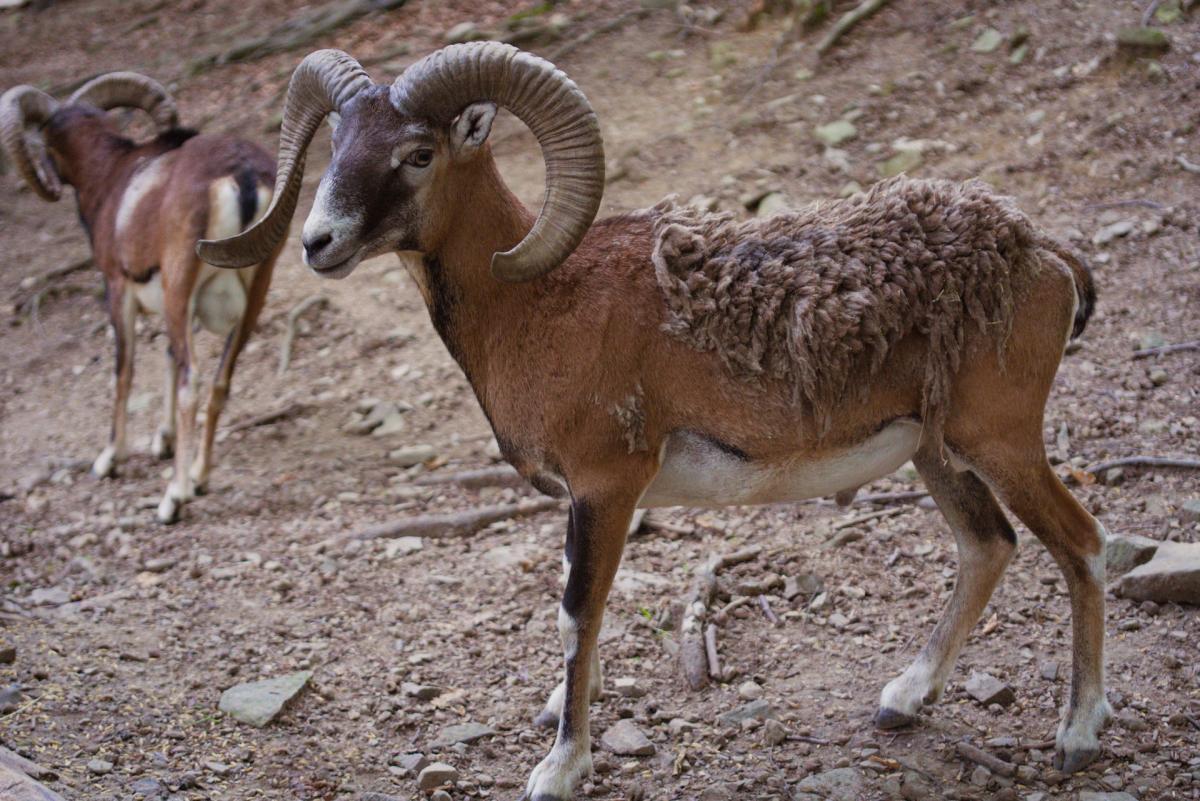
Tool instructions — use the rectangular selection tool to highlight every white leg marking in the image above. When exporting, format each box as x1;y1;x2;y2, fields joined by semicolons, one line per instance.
525;740;592;801
92;445;119;479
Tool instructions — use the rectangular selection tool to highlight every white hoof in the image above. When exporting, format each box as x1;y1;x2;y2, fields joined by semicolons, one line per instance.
878;657;941;722
1055;695;1112;774
92;446;120;478
525;742;591;801
150;428;174;460
156;492;183;525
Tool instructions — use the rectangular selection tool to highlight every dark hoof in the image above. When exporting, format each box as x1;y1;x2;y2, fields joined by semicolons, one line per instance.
533;708;559;729
1055;746;1100;774
874;706;917;730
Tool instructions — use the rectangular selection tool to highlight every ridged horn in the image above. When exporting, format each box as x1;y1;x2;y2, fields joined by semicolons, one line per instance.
390;42;604;282
0;85;62;201
69;72;179;132
196;50;372;268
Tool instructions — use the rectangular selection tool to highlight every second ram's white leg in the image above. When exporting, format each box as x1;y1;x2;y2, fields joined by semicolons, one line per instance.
536;505;603;729
151;349;177;460
527;495;633;801
157;336;197;524
93;284;137;479
877;455;1016;727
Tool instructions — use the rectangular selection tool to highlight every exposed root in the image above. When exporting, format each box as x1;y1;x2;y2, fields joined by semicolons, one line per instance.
350;497;562;541
278;294;329;375
1132;339;1200;359
815;0;892;57
1084;456;1200;476
223;401;312;434
954;741;1016;778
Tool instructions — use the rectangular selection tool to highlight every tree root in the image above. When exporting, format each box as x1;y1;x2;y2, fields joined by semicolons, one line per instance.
278;294;329;375
815;0;892;56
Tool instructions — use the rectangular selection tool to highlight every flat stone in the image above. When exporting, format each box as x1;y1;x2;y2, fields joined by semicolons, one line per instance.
600;719;656;756
417;762;459;792
1093;219;1135;246
1105;533;1161;577
814;119;857;147
0;684;23;714
971;27;1004;53
371;413;407;437
27;587;70;606
613;677;647;698
1079;792;1139;801
1116;26;1169;52
880;149;921;178
1116;542;1200;604
391;752;428;773
717;698;776;725
130;777;166;798
738;680;764;700
388;445;436;467
964;672;1015;707
793;767;867;801
384;536;423;559
785;573;823;600
87;759;114;775
1179;498;1200;524
756;192;791;218
428;721;495;750
762;718;788;746
218;671;312;727
1040;661;1059;681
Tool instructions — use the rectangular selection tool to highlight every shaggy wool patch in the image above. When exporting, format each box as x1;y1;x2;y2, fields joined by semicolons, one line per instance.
650;177;1054;436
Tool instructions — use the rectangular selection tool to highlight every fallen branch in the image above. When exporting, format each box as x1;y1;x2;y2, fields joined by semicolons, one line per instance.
1132;339;1200;359
758;594;781;626
224;401;312;434
954;741;1015;778
832;506;904;531
815;0;891;56
414;466;526;490
678;545;763;689
351;497;562;541
186;0;408;76
1085;456;1200;476
704;623;722;680
278;294;329;375
1142;0;1167;25
1178;155;1200;175
544;8;649;62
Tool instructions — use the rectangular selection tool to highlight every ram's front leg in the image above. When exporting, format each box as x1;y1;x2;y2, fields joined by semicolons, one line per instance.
526;487;640;801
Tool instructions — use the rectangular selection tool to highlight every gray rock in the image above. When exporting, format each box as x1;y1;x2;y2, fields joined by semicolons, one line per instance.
1105;532;1161;577
417;762;459;792
738;680;764;700
27;586;70;606
971;27;1004;53
384;536;423;559
1116;542;1200;604
390;752;428;773
814;120;857;147
964;672;1015;707
1079;792;1138;801
218;671;312;727
1179;499;1200;524
130;777;166;798
613;677;647;698
371;413;407;437
600;719;656;756
1116;709;1148;732
428;721;495;750
793;767;867;801
388;445;436;467
0;684;23;714
717;698;776;725
756;193;792;218
1039;661;1059;681
668;717;696;735
88;759;114;775
430;791;452;801
0;644;14;664
785;573;824;600
1116;27;1169;52
762;718;788;746
969;764;992;786
699;785;734;801
1093;220;1135;246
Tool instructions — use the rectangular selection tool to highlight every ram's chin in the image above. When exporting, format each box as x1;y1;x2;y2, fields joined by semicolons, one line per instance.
306;251;362;279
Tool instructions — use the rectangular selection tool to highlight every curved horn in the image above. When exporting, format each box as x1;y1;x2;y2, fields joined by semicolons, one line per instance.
69;72;179;132
197;50;372;268
0;85;62;201
390;42;604;283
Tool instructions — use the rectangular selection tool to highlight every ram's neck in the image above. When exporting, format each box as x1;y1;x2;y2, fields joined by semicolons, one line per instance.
60;131;131;238
419;152;535;388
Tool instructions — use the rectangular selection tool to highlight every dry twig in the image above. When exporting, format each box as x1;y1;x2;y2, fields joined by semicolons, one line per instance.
350;497;561;541
704;623;722;680
1085;456;1200;475
1178;155;1200;174
758;594;781;626
679;545;763;689
1132;339;1200;359
278;294;329;375
224;401;311;434
544;9;649;62
815;0;892;56
831;506;904;531
955;741;1016;778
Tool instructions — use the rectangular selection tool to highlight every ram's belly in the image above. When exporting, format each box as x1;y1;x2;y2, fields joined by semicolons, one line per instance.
641;422;921;508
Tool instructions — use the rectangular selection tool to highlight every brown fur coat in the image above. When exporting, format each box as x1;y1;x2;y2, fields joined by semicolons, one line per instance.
650;177;1054;433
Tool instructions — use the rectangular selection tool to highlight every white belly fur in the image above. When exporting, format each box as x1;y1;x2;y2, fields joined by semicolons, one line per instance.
641;422;921;508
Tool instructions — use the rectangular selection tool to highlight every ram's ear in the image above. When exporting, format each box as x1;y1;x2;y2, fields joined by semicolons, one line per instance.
449;101;497;159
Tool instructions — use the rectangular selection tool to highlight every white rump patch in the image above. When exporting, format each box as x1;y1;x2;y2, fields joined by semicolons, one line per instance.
115;154;172;238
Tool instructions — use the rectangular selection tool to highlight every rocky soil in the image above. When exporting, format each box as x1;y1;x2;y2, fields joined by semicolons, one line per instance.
1;1;1199;800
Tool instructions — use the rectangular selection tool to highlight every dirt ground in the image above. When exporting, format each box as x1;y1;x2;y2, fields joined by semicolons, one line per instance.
2;1;1199;800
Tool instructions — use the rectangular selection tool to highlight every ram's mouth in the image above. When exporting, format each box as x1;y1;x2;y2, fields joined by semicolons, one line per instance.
308;251;361;279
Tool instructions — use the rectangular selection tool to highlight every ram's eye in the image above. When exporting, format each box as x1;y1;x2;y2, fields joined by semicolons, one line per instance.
406;149;433;168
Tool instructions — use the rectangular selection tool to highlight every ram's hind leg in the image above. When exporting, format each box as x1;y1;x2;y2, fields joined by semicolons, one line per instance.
877;450;1016;728
93;280;137;478
972;450;1110;773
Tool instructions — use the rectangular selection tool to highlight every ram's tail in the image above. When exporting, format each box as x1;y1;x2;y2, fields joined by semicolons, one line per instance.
1042;238;1096;339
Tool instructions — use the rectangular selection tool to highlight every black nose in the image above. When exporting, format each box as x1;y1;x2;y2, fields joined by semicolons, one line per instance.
304;232;333;259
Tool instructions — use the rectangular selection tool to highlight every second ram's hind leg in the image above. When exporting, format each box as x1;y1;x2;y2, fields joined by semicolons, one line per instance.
151;350;177;460
535;505;603;729
93;282;137;478
156;259;201;525
876;450;1016;728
